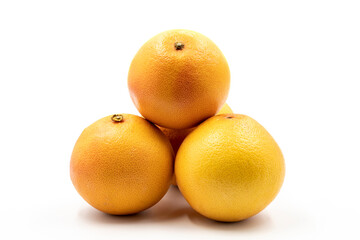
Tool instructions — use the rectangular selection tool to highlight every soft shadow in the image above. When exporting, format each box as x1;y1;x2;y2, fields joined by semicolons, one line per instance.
186;210;274;232
77;186;191;225
78;207;147;224
77;185;274;232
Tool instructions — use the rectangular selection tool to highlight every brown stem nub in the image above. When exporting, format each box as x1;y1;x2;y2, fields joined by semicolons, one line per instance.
174;42;185;50
111;114;123;122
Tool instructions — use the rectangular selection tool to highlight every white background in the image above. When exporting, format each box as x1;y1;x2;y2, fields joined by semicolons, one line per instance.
1;0;360;239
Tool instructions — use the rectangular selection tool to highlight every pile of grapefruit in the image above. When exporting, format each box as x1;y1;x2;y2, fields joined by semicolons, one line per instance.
70;29;285;222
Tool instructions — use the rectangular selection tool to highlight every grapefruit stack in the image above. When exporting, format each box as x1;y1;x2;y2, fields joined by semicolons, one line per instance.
70;29;285;222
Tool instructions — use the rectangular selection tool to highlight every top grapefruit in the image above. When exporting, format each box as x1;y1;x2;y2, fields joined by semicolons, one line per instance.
128;29;230;129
